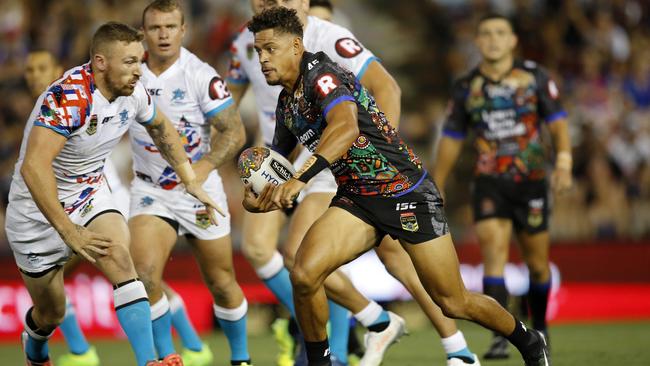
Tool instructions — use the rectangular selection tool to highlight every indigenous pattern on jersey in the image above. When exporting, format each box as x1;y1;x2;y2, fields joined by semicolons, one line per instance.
227;16;378;145
443;60;566;181
273;52;423;197
130;48;233;190
8;62;155;217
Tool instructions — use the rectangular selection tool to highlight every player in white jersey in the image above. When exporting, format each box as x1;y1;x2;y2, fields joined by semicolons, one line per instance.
228;1;479;366
128;2;251;366
23;49;102;366
5;22;222;366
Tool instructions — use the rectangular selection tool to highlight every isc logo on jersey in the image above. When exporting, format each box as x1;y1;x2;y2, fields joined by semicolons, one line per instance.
209;76;231;100
317;74;339;96
335;38;363;58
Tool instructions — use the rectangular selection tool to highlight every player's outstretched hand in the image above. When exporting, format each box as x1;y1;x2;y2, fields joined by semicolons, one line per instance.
551;166;573;194
242;183;281;213
185;180;226;225
61;224;113;263
271;178;305;209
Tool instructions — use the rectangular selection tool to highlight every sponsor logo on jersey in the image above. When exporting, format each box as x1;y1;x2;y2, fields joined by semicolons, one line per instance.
171;88;186;103
396;202;417;211
86;114;98;135
195;210;211;229
148;88;163;96
316;74;339;96
335;38;363;58
270;159;293;181
101;116;113;124
119;109;129;127
400;212;419;232
209;76;231;100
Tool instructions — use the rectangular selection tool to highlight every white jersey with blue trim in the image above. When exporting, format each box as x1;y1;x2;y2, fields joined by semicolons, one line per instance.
8;63;154;217
227;16;378;146
130;47;233;191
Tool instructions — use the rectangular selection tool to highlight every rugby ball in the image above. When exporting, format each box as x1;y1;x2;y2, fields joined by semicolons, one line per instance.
238;146;295;194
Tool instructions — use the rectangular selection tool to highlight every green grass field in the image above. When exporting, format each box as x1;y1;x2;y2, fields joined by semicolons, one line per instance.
2;321;649;365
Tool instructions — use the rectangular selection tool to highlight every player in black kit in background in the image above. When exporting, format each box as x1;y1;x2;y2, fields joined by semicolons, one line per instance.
242;7;551;366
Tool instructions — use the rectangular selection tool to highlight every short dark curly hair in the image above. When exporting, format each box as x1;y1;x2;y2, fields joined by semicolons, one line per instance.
247;7;303;37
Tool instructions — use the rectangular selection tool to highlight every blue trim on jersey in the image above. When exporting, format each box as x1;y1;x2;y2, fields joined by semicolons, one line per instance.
139;104;157;126
545;110;568;124
225;77;249;85
323;95;355;119
34;121;70;138
442;129;466;140
356;56;380;80
394;171;428;198
205;98;234;118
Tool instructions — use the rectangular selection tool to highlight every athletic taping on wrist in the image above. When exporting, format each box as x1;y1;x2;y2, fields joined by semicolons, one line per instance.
556;151;572;171
294;154;330;183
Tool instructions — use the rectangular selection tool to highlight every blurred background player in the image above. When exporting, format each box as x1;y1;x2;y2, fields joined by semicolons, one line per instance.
308;0;332;22
229;1;480;365
5;21;222;366
433;14;572;360
244;7;550;366
128;1;250;365
24;49;100;366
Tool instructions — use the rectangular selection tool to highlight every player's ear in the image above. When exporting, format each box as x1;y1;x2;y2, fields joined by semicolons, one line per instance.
293;37;302;55
511;33;518;49
93;53;108;72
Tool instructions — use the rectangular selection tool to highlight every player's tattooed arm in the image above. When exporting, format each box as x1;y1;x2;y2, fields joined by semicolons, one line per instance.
202;104;246;169
145;107;188;169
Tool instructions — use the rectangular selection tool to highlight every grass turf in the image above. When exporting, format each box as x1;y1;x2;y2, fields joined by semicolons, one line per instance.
2;320;648;365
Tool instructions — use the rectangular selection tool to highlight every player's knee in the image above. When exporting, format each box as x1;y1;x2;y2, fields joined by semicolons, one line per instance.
204;269;236;297
106;243;133;272
282;250;296;270
241;240;273;268
290;265;319;296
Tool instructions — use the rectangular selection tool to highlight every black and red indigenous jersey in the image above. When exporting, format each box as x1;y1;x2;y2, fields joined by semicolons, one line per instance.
273;51;424;196
443;60;566;182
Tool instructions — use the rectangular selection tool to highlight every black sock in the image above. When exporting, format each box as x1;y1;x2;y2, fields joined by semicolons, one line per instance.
528;279;550;331
368;320;390;332
483;276;509;336
305;339;331;365
506;318;538;355
231;360;252;366
289;317;300;338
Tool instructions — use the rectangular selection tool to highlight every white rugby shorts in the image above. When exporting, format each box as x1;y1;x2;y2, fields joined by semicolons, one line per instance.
129;170;230;240
6;183;120;274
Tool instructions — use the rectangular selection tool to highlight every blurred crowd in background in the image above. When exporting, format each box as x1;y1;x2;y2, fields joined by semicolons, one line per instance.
1;0;650;254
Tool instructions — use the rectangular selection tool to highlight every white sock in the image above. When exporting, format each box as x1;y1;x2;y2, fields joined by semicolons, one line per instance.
353;301;383;327
213;299;248;321
150;294;170;321
441;330;468;354
255;252;284;280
